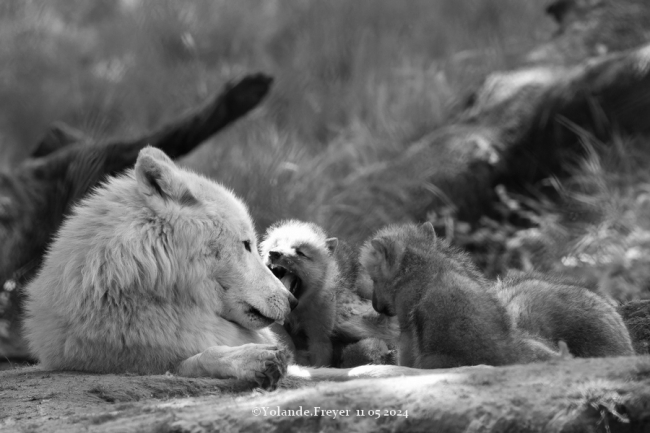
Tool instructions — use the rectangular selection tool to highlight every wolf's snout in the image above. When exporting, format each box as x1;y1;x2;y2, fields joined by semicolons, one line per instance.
288;293;299;311
269;250;282;261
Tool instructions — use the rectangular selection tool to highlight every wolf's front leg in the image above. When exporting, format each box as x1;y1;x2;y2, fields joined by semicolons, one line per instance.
177;344;288;390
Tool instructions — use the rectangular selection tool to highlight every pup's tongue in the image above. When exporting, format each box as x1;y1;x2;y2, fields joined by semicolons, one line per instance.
280;273;298;295
280;273;293;290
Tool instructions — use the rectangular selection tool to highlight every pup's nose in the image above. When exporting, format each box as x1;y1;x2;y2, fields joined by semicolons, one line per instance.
269;250;282;261
288;293;299;310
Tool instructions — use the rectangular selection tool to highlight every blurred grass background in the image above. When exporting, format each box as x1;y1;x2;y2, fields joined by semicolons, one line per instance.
0;0;550;223
2;0;649;301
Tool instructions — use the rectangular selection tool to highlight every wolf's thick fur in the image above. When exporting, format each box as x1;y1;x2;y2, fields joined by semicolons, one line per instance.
361;222;566;369
494;272;634;357
24;147;298;388
260;220;398;367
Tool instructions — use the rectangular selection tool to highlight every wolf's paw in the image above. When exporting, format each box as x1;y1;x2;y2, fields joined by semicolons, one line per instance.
228;344;288;390
254;352;288;390
184;343;288;389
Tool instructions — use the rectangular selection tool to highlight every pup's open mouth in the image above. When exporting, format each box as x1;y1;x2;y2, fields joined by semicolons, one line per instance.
269;264;302;297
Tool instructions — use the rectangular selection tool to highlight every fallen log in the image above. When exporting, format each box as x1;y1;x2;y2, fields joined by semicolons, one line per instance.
528;0;650;66
323;41;650;245
29;122;90;159
0;73;273;358
1;357;649;432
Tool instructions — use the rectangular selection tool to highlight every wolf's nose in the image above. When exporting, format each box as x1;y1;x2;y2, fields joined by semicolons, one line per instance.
269;250;282;260
288;293;299;310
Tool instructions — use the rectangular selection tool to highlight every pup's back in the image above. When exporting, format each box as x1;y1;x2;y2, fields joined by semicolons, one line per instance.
415;260;515;367
363;223;530;368
494;272;634;357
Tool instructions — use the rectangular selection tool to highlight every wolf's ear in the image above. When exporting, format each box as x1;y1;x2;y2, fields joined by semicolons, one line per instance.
135;147;198;206
370;238;404;277
325;237;338;255
421;222;437;242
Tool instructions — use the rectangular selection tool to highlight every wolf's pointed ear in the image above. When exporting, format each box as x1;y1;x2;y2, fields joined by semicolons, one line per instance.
421;222;437;242
371;238;404;276
325;237;338;255
135;147;177;199
135;147;198;207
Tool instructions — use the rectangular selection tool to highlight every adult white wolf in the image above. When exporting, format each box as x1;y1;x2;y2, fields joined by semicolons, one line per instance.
24;147;300;388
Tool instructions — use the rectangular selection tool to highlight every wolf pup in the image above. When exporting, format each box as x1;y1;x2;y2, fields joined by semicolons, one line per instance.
261;220;398;367
24;147;297;389
361;222;567;369
494;272;634;357
260;220;343;366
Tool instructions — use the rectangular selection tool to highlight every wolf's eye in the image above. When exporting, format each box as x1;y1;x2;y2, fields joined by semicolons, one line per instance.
243;240;251;252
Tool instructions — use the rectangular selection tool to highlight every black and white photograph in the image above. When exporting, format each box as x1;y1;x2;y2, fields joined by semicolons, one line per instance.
1;0;649;431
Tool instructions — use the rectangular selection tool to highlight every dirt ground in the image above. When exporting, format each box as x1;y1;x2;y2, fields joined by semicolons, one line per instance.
2;356;650;432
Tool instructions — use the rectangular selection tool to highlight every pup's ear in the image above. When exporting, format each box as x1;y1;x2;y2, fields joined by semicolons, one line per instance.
135;146;198;207
325;237;338;255
421;221;437;242
370;238;404;278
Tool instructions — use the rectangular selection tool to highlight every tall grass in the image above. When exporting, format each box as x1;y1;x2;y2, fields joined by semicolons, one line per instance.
175;0;551;231
16;2;626;270
0;0;549;172
556;134;650;301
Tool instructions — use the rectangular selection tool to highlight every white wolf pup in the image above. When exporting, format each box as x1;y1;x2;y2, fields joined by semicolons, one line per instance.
24;147;297;389
260;220;399;367
260;220;339;366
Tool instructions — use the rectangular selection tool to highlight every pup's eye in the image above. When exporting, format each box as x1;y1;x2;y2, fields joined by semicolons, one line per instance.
243;240;251;252
296;249;307;258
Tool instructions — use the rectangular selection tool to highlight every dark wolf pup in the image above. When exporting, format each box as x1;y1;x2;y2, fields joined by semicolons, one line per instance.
494;272;634;357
